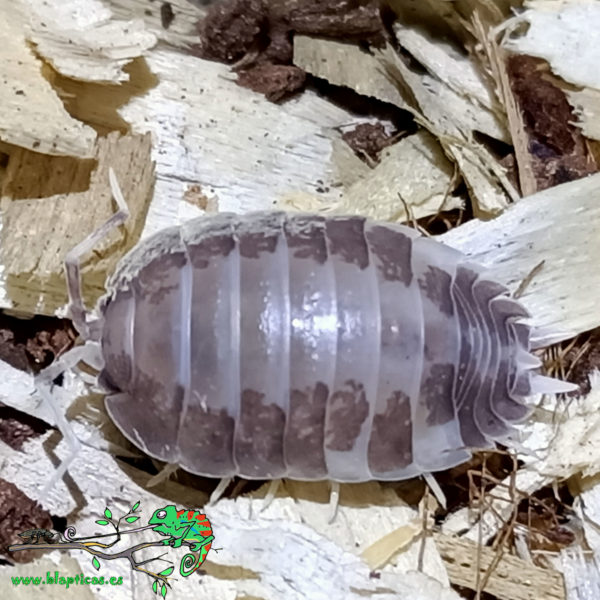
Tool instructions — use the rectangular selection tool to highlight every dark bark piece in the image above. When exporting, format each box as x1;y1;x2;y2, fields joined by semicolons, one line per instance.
196;0;269;63
562;327;600;396
0;403;50;451
342;122;396;163
0;479;53;563
288;0;385;44
0;312;75;374
507;54;598;191
236;64;306;102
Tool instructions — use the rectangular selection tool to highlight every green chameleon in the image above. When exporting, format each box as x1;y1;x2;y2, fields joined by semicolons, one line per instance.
148;505;214;577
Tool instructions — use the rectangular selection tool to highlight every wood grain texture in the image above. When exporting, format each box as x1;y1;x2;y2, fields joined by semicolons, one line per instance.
0;132;154;315
440;172;600;339
435;533;565;600
0;2;96;157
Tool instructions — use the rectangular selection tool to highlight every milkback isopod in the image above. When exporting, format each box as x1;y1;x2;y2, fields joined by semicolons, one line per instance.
41;172;575;493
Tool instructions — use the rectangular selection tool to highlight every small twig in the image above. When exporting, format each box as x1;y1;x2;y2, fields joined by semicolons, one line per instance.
396;192;430;237
417;486;430;573
426;162;461;229
513;260;545;299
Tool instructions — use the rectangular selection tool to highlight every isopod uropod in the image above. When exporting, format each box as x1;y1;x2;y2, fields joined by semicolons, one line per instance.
40;171;576;498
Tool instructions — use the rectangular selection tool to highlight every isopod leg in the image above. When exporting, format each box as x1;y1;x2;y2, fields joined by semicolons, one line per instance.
64;168;130;340
258;479;281;514
422;472;447;511
207;477;232;506
146;463;180;488
327;481;340;524
36;343;102;495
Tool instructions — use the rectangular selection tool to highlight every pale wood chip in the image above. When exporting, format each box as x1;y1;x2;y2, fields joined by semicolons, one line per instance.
25;0;157;83
0;2;96;157
440;171;600;338
0;132;154;315
435;533;566;600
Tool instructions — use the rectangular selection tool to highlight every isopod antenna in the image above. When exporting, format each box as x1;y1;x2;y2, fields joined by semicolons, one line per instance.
65;167;130;342
36;168;130;496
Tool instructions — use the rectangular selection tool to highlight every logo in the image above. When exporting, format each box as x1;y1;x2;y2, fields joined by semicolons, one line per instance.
9;501;215;597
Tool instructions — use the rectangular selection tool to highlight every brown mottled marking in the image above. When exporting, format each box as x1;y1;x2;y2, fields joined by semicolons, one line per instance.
134;251;187;305
368;391;412;471
365;225;412;285
186;233;235;269
285;382;328;477
238;230;279;258
422;363;455;425
325;217;369;269
324;379;369;452
419;265;453;316
235;389;285;476
179;406;235;475
284;215;327;264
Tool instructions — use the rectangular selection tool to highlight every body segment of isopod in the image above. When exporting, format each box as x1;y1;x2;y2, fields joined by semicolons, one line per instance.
77;208;574;484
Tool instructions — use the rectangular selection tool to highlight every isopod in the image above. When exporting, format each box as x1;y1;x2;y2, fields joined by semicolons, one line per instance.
38;170;576;501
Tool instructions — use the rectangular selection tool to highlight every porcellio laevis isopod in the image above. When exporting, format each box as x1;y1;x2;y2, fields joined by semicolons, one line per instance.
39;173;576;495
41;175;572;496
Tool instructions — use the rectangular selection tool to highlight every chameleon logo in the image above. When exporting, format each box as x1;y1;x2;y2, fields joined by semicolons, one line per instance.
9;500;216;596
148;505;214;577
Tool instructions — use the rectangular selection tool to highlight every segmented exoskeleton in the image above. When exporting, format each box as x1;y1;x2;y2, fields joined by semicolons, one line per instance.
38;172;575;498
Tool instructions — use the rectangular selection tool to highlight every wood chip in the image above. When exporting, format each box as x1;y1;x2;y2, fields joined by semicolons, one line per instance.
380;43;517;216
501;1;600;90
105;0;205;48
393;23;502;117
435;533;566;600
440;172;600;339
567;87;600;142
0;132;154;315
281;130;462;221
340;130;462;221
293;33;514;217
26;0;157;83
114;49;366;239
361;522;422;570
293;35;410;109
0;2;96;157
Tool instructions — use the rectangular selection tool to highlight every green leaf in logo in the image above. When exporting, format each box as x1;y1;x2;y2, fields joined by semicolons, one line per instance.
159;566;174;577
132;501;140;512
92;556;100;571
152;580;158;593
95;520;109;526
104;508;112;520
161;583;167;598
